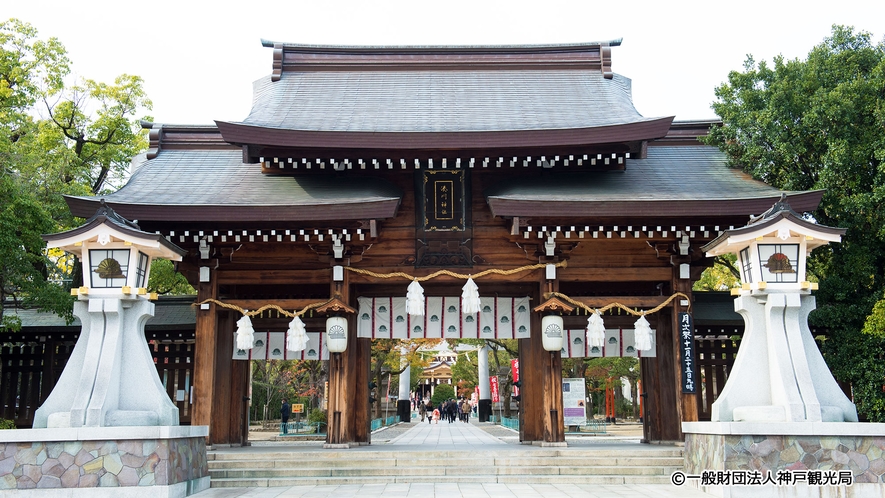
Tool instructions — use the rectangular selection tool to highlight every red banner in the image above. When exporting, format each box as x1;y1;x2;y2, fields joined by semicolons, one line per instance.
511;359;520;397
490;376;500;403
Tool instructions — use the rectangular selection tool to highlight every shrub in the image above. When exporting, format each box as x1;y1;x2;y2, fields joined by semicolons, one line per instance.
308;409;326;425
0;419;16;430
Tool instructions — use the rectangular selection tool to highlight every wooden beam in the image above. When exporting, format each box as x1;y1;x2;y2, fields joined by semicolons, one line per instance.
565;295;673;309
558;267;673;282
218;269;331;285
222;299;330;313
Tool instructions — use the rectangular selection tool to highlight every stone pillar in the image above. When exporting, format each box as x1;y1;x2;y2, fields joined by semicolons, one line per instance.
478;344;491;422
397;347;411;423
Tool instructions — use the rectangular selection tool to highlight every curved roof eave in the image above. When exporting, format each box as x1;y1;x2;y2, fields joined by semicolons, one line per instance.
215;118;675;151
64;197;402;224
487;191;825;219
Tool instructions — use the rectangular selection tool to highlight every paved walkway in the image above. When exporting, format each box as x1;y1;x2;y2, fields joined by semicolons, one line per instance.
387;417;506;446
194;418;713;497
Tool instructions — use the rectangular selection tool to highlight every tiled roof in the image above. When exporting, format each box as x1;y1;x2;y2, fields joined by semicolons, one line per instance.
5;297;197;330
65;150;403;222
484;146;824;218
240;70;655;134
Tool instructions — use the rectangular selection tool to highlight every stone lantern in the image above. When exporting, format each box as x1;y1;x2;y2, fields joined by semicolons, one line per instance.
34;202;187;428
701;195;857;423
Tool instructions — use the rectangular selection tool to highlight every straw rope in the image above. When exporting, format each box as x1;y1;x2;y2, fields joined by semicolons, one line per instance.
344;260;567;281
193;298;333;318
546;291;692;316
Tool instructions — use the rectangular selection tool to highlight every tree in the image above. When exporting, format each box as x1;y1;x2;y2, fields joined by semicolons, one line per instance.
369;339;430;419
704;25;885;420
430;383;455;406
1;19;158;324
0;175;73;330
250;360;296;424
584;357;640;419
693;253;740;292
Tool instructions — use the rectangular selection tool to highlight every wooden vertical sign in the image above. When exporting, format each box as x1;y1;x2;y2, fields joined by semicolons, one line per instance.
678;312;698;394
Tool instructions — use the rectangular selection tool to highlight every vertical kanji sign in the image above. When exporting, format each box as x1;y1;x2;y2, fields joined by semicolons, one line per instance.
490;376;500;403
679;312;697;393
511;358;520;398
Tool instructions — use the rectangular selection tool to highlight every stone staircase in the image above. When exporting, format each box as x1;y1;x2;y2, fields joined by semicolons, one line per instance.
208;447;684;487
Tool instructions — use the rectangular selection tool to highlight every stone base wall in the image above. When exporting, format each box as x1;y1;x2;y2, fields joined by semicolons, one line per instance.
684;433;885;482
0;430;207;494
684;431;885;498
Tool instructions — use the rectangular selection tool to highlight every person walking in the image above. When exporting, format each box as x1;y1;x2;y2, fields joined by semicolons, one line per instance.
426;400;434;424
280;398;290;435
418;399;426;422
461;398;471;423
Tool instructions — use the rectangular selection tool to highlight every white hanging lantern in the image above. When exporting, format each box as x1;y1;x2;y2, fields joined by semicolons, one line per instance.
326;316;348;353
541;314;564;352
236;314;255;350
286;315;309;352
633;314;653;351
406;279;425;317
461;277;481;314
586;311;606;348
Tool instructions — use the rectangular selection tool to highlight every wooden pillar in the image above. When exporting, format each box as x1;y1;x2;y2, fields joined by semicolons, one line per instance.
193;269;218;441
326;315;369;446
641;312;680;442
210;311;235;445
672;274;698;431
325;269;369;447
519;285;565;444
216;311;248;446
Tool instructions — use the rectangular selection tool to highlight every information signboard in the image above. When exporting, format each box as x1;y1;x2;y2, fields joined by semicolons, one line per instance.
562;377;587;426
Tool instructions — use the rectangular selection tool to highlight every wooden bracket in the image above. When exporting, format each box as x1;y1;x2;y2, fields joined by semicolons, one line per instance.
533;297;575;314
315;297;356;316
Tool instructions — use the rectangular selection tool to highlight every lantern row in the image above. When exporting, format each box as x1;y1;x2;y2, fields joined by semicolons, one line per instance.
259;153;629;171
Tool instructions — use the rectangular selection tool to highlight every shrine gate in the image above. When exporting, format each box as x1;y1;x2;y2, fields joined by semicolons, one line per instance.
63;40;822;446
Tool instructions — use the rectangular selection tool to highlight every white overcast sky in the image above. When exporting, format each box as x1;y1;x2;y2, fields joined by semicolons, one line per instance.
7;1;883;125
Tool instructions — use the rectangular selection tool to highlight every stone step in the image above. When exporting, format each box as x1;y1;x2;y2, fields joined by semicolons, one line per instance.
209;474;674;488
207;448;683;461
210;464;680;479
208;455;682;470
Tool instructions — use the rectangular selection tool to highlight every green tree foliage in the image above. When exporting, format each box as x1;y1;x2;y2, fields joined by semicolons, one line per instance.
147;259;195;295
1;19;163;324
584;357;640;418
693;253;740;292
430;383;455;406
0;175;73;330
704;25;885;420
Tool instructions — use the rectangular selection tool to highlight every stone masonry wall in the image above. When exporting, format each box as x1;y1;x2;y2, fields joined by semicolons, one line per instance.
684;433;885;483
0;436;207;490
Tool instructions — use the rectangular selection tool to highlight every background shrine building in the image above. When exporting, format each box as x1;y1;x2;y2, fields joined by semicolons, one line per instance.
60;39;823;447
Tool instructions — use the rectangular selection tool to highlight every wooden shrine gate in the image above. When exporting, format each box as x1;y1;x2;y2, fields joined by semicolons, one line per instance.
60;41;825;448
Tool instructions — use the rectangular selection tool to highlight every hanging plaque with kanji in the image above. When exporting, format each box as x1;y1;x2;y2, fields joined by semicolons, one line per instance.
423;170;464;231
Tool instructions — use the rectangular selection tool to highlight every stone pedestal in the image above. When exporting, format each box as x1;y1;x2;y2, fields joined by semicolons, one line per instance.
682;422;885;497
712;294;857;424
0;426;209;496
34;298;179;428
